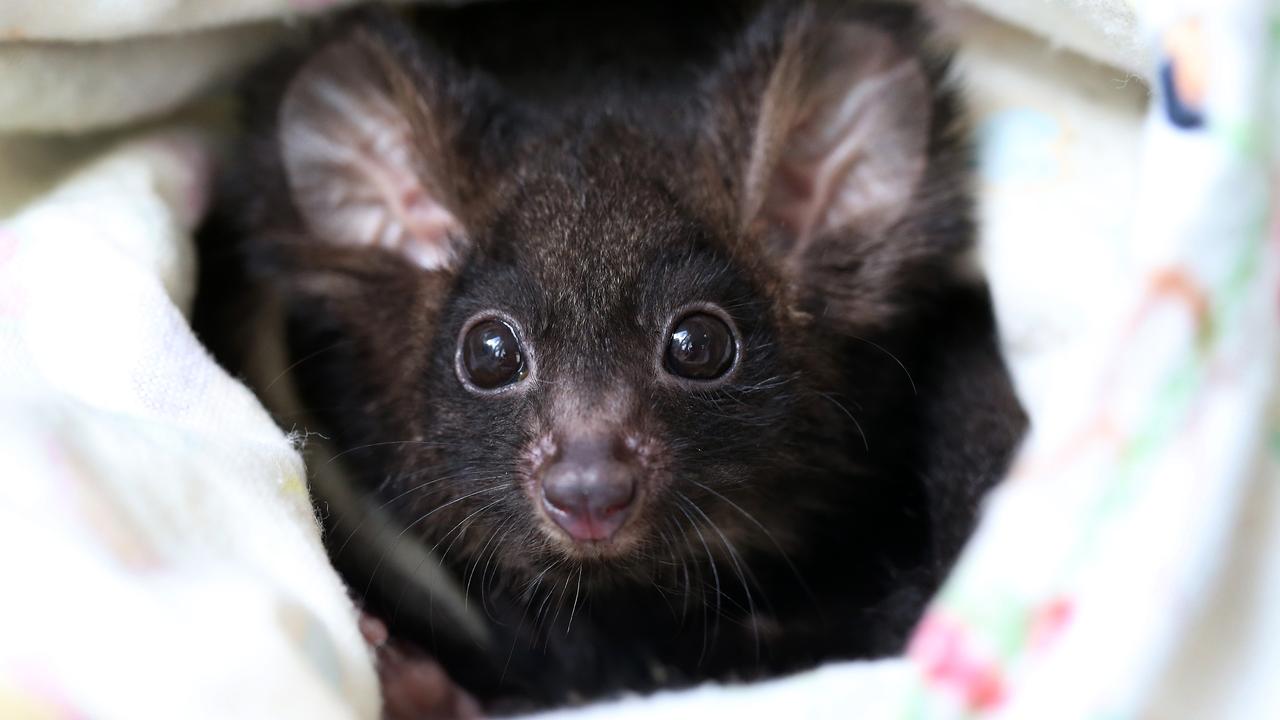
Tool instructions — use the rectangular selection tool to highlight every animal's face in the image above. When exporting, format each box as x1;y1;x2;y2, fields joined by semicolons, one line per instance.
404;174;809;578
251;3;964;596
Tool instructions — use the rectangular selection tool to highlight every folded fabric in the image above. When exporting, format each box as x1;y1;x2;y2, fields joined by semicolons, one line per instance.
0;25;280;133
0;0;362;40
0;0;1146;134
0;128;380;719
951;0;1147;75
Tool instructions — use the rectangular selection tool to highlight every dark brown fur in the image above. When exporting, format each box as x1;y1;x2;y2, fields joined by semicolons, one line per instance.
195;0;1026;711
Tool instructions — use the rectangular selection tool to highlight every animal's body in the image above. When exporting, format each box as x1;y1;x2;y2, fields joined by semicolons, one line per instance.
195;0;1026;711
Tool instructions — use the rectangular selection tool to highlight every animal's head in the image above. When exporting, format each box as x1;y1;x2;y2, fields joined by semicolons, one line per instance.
246;2;967;599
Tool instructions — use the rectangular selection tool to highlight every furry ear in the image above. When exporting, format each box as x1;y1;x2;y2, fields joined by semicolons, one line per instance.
746;21;930;257
280;32;466;271
718;10;960;330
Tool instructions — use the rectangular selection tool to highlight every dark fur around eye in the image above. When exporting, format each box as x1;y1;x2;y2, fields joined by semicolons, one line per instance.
194;0;1028;712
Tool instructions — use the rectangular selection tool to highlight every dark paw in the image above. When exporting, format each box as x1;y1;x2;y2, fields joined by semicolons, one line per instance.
361;614;484;720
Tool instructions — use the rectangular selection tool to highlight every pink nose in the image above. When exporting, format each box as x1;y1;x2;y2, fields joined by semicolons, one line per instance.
540;437;637;541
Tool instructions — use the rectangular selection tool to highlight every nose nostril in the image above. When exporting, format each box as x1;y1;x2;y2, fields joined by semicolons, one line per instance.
539;461;637;541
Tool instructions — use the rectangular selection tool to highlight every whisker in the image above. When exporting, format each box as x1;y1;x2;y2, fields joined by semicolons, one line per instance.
332;468;512;559
815;390;869;452
543;571;575;644
850;335;917;395
362;484;505;599
264;339;351;391
690;479;816;609
674;494;719;666
464;514;512;607
564;566;584;636
325;439;451;465
683;497;761;663
389;495;503;620
480;524;520;619
437;498;506;561
336;473;470;554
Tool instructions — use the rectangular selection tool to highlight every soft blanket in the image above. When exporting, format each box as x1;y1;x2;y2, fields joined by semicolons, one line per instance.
1;0;1276;718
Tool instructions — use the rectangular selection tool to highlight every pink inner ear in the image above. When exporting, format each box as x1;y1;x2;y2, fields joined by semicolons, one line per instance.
280;42;465;271
760;26;930;253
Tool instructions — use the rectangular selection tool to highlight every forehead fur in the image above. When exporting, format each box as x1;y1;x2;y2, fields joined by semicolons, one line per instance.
488;153;729;281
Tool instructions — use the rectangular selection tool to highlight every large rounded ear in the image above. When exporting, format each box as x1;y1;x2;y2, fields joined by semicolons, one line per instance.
746;23;929;244
726;7;958;328
279;28;467;271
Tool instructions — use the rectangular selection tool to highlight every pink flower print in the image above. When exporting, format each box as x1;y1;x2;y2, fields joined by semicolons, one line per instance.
910;613;1009;712
1028;596;1075;652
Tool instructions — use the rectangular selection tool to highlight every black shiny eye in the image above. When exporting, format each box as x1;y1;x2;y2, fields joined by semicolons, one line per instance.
461;319;526;390
665;313;735;380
